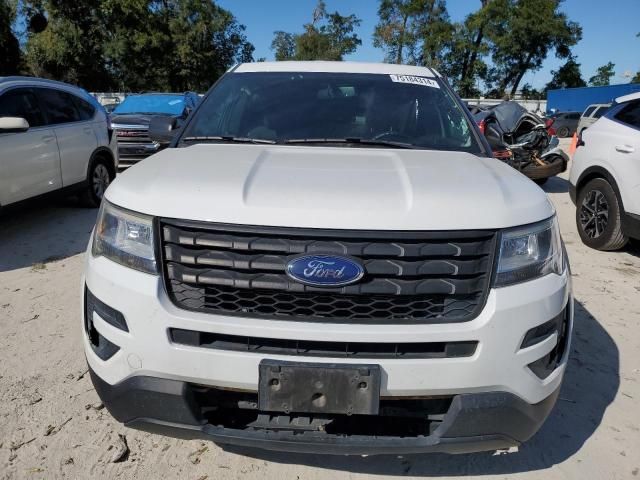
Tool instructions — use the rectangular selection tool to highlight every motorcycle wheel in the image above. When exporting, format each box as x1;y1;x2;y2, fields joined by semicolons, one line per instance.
521;155;565;180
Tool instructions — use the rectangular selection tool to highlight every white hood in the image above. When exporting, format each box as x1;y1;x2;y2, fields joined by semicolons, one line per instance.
105;144;554;230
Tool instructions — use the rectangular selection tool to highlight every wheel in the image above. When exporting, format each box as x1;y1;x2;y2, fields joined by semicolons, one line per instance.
80;158;113;208
557;126;570;137
576;178;628;251
521;155;565;180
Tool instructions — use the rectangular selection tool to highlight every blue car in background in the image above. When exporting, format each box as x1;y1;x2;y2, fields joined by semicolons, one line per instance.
110;92;200;169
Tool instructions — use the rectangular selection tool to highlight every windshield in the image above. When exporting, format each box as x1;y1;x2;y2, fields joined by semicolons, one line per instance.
112;94;185;115
182;72;481;153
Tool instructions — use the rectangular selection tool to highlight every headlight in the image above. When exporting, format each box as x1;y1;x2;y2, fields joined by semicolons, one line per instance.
92;200;157;274
494;216;564;287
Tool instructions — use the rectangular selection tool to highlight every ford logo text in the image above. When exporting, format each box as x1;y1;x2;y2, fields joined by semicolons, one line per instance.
286;255;365;287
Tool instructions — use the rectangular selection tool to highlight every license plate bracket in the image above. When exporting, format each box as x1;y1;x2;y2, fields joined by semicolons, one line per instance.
258;360;381;415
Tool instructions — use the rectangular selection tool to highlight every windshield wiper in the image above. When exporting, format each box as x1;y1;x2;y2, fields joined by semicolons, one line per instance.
284;137;416;149
182;135;276;145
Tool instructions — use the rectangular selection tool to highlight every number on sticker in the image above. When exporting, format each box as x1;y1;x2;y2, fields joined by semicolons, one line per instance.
389;75;440;89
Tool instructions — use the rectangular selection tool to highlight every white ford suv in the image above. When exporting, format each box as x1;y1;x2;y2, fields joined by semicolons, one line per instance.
0;77;118;209
83;62;573;455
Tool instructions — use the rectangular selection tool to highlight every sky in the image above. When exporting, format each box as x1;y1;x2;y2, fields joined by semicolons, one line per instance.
217;0;640;91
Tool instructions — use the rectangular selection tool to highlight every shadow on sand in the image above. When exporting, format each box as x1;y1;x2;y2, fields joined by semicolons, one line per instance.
0;198;98;272
541;176;570;194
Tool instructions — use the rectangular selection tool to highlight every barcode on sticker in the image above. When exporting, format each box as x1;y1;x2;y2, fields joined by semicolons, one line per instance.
389;75;439;88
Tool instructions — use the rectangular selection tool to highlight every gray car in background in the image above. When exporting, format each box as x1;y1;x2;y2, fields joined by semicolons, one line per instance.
545;111;581;137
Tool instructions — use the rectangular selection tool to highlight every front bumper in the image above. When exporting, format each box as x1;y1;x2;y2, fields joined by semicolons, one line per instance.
90;365;560;455
83;242;572;453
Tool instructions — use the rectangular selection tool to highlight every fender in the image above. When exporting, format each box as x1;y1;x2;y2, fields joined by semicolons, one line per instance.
86;146;117;180
573;166;623;207
572;165;640;238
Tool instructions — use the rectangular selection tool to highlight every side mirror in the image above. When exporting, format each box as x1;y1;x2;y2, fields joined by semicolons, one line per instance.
148;116;177;145
0;117;30;133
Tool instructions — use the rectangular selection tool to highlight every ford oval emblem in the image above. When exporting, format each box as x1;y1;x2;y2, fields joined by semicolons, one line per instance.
286;255;365;287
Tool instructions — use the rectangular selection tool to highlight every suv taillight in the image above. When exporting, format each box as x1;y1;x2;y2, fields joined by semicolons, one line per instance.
477;119;486;134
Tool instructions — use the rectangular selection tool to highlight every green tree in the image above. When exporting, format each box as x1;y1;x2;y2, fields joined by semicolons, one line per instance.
487;0;582;96
271;31;295;61
442;0;509;97
520;83;543;100
24;0;114;90
588;61;615;87
417;0;453;69
373;0;450;66
22;0;253;91
0;0;21;75
631;71;640;84
545;55;586;90
164;0;254;91
270;1;361;61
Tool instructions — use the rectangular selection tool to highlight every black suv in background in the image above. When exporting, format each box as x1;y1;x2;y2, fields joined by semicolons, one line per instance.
110;92;200;169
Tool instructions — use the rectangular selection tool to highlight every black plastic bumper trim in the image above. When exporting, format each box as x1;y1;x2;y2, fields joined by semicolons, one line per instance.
84;288;122;361
89;366;560;455
168;328;478;360
521;308;565;349
85;286;128;332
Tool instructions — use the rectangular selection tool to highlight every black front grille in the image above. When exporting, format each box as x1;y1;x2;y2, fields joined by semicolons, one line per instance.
160;220;497;323
169;328;478;359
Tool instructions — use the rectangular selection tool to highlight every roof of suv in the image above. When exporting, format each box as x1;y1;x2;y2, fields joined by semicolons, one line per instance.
616;92;640;103
234;61;438;77
0;76;82;89
0;76;96;99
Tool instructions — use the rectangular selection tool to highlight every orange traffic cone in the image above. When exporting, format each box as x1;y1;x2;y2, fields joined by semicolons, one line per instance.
569;132;578;157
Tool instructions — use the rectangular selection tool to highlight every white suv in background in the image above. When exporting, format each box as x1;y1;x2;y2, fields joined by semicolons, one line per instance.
0;77;118;209
570;92;640;250
84;62;572;455
576;103;610;135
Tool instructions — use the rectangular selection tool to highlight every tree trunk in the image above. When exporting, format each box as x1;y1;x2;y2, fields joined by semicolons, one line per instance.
420;0;439;66
464;27;484;81
461;1;489;89
510;53;534;96
498;71;518;95
396;14;408;64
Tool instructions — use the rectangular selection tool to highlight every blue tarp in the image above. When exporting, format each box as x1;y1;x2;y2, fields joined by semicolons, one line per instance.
547;84;640;114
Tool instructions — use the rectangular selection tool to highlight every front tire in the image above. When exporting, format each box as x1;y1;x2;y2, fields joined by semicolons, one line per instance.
576;178;628;251
557;126;570;137
81;158;113;208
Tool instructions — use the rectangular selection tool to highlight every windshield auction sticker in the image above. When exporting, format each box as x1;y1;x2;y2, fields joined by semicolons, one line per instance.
389;75;440;88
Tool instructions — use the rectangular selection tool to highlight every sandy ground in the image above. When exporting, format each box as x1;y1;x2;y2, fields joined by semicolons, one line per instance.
1;144;639;479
